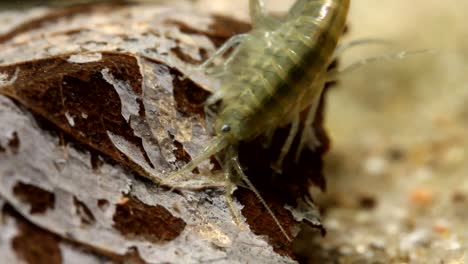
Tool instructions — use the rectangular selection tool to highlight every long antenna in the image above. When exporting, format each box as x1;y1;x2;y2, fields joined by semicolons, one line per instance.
231;156;292;242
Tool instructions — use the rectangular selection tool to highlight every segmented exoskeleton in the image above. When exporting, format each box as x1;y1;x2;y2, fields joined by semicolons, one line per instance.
167;0;350;241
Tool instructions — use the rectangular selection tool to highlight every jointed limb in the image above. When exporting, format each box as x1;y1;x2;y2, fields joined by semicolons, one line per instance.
261;129;275;149
164;136;229;185
272;113;300;173
295;91;322;162
197;33;247;72
249;0;281;30
288;0;317;18
223;165;242;226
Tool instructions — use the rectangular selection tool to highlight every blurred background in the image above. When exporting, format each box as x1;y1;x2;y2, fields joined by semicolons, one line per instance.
2;0;466;262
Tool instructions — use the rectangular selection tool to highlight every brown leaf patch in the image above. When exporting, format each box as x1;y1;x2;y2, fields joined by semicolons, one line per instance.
172;69;211;117
2;203;147;263
0;52;152;176
12;182;55;214
3;205;63;264
113;195;186;243
97;199;110;211
235;188;296;258
170;46;204;64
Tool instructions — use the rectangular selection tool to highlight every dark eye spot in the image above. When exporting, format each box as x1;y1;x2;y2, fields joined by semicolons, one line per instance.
221;124;231;132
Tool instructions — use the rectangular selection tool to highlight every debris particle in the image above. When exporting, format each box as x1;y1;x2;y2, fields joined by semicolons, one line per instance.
119;197;129;205
0;68;19;87
409;188;433;206
386;147;405;161
358;195;377;210
433;219;450;236
399;229;430;252
452;191;466;203
363;156;387;176
64;111;75;127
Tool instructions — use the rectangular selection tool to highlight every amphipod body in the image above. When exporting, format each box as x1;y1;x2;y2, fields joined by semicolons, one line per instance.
167;0;350;241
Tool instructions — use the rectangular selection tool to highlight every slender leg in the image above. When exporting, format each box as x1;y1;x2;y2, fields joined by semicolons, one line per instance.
203;104;215;117
272;113;300;173
224;164;242;227
288;0;310;18
261;129;275;149
205;88;226;106
295;91;322;162
231;155;292;242
249;0;280;30
288;0;322;18
163;136;229;186
197;33;247;72
249;0;265;26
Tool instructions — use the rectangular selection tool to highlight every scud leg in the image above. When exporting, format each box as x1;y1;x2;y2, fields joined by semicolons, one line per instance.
249;0;280;30
223;164;242;226
272;113;300;173
288;0;324;18
164;136;229;186
261;129;275;149
249;0;266;25
197;33;247;72
295;91;322;162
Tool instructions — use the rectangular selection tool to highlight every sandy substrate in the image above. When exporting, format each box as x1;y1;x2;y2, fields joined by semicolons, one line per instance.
320;1;467;263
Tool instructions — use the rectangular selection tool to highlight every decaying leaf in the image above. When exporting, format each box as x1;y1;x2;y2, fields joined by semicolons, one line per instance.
0;1;330;263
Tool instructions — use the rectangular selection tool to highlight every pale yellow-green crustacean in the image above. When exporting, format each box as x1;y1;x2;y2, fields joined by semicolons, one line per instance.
166;0;350;241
